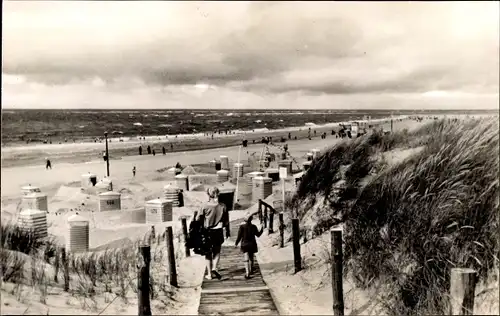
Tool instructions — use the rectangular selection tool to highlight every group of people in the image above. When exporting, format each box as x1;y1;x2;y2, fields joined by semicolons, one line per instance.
138;144;174;156
187;186;264;280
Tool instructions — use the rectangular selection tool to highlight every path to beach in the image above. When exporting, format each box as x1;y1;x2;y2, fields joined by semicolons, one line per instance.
198;217;280;315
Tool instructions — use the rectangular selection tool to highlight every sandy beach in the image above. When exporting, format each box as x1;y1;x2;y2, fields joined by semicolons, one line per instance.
1;116;424;199
0;115;418;168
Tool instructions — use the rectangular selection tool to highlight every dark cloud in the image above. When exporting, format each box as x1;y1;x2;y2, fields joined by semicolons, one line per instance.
2;1;499;97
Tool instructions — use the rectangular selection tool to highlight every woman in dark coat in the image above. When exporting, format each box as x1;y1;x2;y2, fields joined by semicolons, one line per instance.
235;214;263;279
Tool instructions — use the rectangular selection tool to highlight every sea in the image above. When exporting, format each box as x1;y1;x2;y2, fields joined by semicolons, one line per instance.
1;109;496;146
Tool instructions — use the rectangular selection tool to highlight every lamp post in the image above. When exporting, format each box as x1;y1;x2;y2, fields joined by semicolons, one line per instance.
104;131;110;177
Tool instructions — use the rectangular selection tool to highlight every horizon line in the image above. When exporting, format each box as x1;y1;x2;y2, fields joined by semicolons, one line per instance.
1;107;498;111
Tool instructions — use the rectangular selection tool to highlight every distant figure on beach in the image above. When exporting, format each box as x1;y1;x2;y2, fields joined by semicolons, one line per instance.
45;158;52;170
284;144;288;152
139;146;143;155
147;145;151;155
242;139;248;147
197;187;229;280
170;143;174;151
338;129;345;138
288;132;291;140
162;147;166;155
235;214;264;279
132;166;136;177
152;150;156;156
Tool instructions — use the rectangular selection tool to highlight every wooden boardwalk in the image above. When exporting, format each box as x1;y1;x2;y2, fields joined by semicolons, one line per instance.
198;219;279;315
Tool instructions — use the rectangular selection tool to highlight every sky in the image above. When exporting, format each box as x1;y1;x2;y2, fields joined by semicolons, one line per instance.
2;1;499;110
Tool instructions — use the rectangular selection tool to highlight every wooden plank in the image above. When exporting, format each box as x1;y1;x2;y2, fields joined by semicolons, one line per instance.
200;297;275;305
199;302;278;314
201;295;275;302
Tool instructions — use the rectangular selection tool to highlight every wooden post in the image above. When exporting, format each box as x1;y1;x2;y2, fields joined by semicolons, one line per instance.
268;210;274;234
181;217;191;257
292;218;301;273
449;268;477;315
166;226;178;287
53;249;59;283
225;207;231;238
279;213;284;248
150;225;155;244
258;200;263;224
137;245;151;316
282;176;286;213
263;204;268;229
331;228;344;316
61;247;69;292
31;255;37;286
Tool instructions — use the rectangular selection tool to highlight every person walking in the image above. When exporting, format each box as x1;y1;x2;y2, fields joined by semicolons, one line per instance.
198;187;229;280
235;214;263;279
45;158;52;170
132;166;136;177
162;146;166;155
139;146;143;155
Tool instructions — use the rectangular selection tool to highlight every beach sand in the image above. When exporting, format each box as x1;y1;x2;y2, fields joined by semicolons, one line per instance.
0;115;425;168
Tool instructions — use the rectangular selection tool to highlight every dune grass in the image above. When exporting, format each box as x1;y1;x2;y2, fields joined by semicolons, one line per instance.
1;222;180;310
289;117;499;315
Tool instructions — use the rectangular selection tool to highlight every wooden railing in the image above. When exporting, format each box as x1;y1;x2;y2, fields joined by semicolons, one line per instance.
258;199;276;233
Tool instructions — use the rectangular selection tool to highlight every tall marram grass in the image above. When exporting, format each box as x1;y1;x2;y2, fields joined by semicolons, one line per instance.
1;222;58;283
291;118;499;315
1;222;174;309
292;126;418;220
343;118;499;314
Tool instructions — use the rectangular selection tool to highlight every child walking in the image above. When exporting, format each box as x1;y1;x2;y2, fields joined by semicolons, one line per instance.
235;215;264;279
